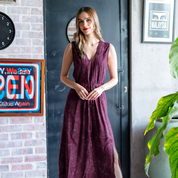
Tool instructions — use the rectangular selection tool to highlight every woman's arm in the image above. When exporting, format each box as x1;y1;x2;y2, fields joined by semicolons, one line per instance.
60;43;89;100
87;43;118;100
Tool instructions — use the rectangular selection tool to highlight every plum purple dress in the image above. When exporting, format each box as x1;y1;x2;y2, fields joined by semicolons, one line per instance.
58;40;123;178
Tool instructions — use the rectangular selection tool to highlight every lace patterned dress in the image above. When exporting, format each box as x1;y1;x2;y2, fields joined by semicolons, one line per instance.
58;40;123;178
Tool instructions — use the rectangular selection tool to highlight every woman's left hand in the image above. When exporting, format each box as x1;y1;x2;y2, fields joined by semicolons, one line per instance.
86;87;104;100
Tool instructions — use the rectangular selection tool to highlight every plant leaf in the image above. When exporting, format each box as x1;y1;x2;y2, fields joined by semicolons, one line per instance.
145;101;178;177
144;92;178;135
174;37;178;44
169;37;178;79
165;125;178;178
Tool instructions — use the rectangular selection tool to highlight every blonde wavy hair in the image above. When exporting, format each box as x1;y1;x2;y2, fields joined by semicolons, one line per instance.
73;7;104;59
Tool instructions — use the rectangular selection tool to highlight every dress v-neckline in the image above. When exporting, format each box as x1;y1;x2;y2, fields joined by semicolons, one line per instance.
85;40;101;62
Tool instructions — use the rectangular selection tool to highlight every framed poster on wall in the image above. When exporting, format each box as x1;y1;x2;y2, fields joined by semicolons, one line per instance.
142;0;176;43
0;59;45;116
0;0;16;2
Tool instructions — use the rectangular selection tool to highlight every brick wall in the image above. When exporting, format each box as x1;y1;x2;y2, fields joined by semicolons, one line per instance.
0;0;44;59
0;0;46;178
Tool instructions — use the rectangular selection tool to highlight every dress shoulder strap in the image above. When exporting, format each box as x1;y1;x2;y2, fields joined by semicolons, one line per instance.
98;41;110;56
71;41;77;52
71;41;78;59
71;41;81;64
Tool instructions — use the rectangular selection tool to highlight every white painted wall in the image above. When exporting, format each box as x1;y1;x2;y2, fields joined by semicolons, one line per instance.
130;0;178;178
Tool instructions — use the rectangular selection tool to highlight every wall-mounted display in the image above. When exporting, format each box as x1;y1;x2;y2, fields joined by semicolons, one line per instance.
0;59;45;116
0;0;16;2
0;12;15;50
66;16;76;42
142;0;176;43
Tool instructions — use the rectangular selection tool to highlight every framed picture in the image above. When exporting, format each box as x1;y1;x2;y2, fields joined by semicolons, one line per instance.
142;0;176;43
0;0;16;2
0;59;45;116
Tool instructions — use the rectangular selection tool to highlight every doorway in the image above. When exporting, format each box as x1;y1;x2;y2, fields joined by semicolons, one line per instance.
44;0;130;177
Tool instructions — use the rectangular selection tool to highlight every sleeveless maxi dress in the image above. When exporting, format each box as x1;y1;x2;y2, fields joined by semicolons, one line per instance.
58;40;123;178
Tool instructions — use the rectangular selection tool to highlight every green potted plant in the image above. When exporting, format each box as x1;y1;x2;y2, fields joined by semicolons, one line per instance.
144;37;178;178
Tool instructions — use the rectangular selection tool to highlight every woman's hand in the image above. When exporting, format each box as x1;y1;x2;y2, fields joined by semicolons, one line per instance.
86;87;104;100
74;83;89;100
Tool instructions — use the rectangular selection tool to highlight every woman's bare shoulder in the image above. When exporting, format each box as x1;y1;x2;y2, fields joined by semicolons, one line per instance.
108;43;116;57
109;43;115;50
65;42;73;52
63;42;73;61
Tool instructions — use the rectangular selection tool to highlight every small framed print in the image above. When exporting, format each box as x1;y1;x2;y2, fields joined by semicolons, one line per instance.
142;0;176;43
0;0;16;2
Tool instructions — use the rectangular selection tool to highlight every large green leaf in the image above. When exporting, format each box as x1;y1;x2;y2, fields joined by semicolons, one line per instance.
169;37;178;79
174;37;178;44
144;92;178;135
165;126;178;178
145;101;178;177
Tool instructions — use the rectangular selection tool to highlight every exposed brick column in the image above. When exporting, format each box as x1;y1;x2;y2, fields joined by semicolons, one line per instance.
0;0;46;178
0;0;44;59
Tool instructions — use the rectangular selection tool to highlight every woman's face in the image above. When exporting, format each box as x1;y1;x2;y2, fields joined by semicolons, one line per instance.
78;12;95;35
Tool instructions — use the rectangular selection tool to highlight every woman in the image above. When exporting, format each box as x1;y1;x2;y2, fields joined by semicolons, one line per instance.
59;7;123;178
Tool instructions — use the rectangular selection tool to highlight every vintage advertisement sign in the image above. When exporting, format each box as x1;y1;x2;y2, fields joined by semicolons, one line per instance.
0;59;44;116
142;0;175;43
148;4;171;39
0;0;16;3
